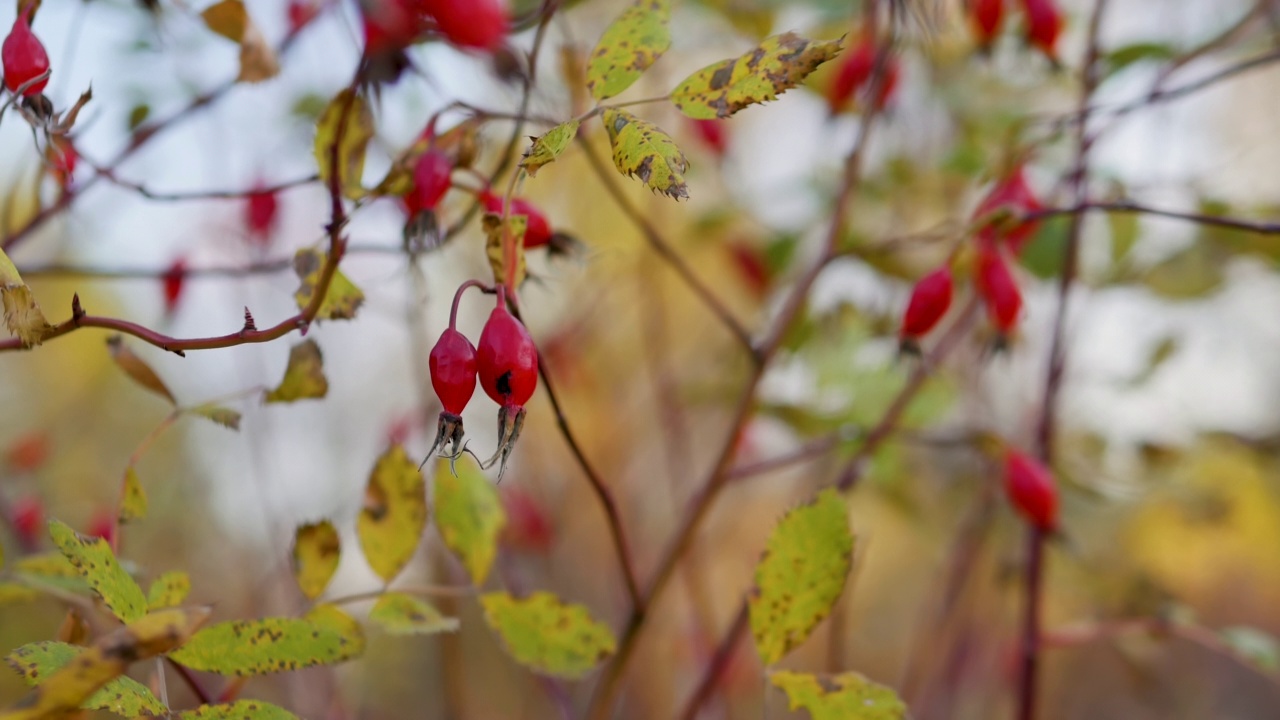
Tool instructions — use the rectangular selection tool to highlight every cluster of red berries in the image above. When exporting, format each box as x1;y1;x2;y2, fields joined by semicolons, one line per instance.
362;0;508;56
2;8;49;98
968;0;1064;62
898;164;1043;351
827;31;900;114
427;281;538;480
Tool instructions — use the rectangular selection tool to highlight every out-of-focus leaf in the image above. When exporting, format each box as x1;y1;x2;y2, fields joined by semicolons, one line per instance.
1018;215;1069;279
292;520;340;600
146;571;191;610
290;92;327;123
434;456;505;585
356;445;426;583
291;248;365;320
586;0;670;100
1109;211;1139;264
314;89;373;199
0;248;52;347
238;23;279;83
201;0;247;41
749;488;853;665
49;520;147;623
520;120;579;177
602;109;689;199
127;103;150;131
770;670;906;719
303;604;367;657
671;33;844;119
1141;241;1224;300
483;212;528;290
1220;626;1280;672
188;403;242;430
0;583;38;604
106;336;176;405
368;593;460;635
5;641;167;717
170;614;363;676
479;591;616;679
1104;43;1176;77
178;701;301;719
264;339;329;403
119;466;148;523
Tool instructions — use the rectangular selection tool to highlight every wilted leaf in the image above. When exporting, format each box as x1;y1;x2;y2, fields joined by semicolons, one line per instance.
178;700;301;719
170;614;363;676
119;466;148;523
520;120;579;176
434;456;505;585
238;23;279;83
483;212;528;290
292;521;340;600
5;641;167;717
49;520;147;624
602;109;688;199
770;670;906;720
368;592;460;635
356;445;427;583
314;89;373;199
586;0;670;100
201;0;247;41
0;285;53;347
0;583;38;604
188;403;242;430
264;339;329;403
292;248;365;320
106;336;176;405
479;591;616;679
671;33;844;119
146;571;191;610
749;488;853;665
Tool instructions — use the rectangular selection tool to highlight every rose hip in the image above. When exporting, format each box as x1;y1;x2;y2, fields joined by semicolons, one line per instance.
975;240;1021;337
476;284;537;479
2;8;49;96
1003;448;1059;531
480;190;552;249
899;265;954;352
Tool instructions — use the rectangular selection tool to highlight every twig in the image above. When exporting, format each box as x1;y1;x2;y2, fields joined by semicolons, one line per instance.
166;657;213;705
1029;200;1280;234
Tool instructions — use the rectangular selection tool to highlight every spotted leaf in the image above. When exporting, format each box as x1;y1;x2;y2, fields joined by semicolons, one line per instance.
169;614;363;677
770;670;906;720
520;119;579;177
434;456;505;585
671;33;844;119
480;591;615;679
356;445;426;583
49;520;147;623
5;641;166;717
292;520;341;600
368;593;460;635
586;0;671;100
602;109;688;199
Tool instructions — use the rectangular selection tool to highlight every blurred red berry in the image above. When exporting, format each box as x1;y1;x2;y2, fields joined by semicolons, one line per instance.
361;0;424;56
480;191;553;248
46;136;77;189
87;510;116;549
1003;448;1059;531
500;485;553;553
2;8;49;96
287;0;319;32
422;0;507;51
1020;0;1063;62
9;495;43;549
975;240;1022;335
163;258;186;315
727;241;769;297
900;265;953;348
969;0;1004;51
689;118;729;158
974;166;1042;254
245;185;279;247
6;432;49;473
402;150;454;216
827;36;899;114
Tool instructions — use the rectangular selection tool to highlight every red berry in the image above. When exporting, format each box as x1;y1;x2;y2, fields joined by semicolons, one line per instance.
422;0;507;51
827;37;899;113
402;150;453;216
500;485;554;553
10;495;43;549
361;0;424;56
480;191;553;249
728;241;769;297
245;184;279;247
87;510;116;548
287;0;319;32
1021;0;1063;61
975;240;1022;334
689;118;729;158
900;265;954;342
2;9;48;96
46;136;76;189
970;0;1004;50
1003;448;1059;531
477;298;537;409
975;166;1042;254
6;431;49;472
429;328;478;416
163;258;186;315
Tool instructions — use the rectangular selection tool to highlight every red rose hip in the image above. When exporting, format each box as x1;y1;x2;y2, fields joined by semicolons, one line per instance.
423;0;508;51
2;8;49;96
975;239;1022;336
480;190;552;249
477;285;537;479
899;265;954;351
1003;448;1059;531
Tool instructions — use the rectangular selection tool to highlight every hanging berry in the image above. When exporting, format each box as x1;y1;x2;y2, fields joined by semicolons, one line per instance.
689;118;729;159
477;284;537;479
245;184;279;248
1020;0;1063;63
500;485;554;554
360;0;423;55
402;149;454;217
969;0;1005;52
9;495;43;551
479;190;553;249
425;281;481;467
46;136;77;191
899;265;954;352
163;258;187;315
974;165;1043;255
1003;448;1059;531
826;35;899;114
422;0;508;52
2;8;49;96
974;239;1021;338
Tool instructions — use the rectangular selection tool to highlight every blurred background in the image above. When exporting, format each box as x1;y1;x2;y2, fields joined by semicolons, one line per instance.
1;0;1279;717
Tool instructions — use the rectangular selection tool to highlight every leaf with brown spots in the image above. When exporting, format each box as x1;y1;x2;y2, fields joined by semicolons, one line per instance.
671;32;845;119
749;488;853;665
169;614;363;677
178;700;301;719
291;248;365;321
368;593;460;635
147;571;191;610
586;0;670;100
291;521;340;600
264;339;329;403
119;466;148;523
520;119;579;177
107;336;176;405
356;445;426;583
433;456;505;585
5;641;167;717
483;212;528;290
49;520;147;623
11;552;86;596
479;591;616;679
602;109;688;199
770;671;906;719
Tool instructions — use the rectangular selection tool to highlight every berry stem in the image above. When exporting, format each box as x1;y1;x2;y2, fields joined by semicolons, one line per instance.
449;279;493;330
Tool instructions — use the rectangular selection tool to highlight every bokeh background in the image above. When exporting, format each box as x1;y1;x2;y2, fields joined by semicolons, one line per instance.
2;0;1279;717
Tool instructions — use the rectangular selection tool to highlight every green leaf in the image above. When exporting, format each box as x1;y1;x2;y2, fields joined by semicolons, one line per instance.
303;604;367;659
480;591;616;679
1018;215;1069;279
0;248;53;347
671;32;844;119
119;466;148;523
770;670;906;719
1141;241;1224;300
147;571;191;610
520;119;580;177
1104;42;1176;76
292;521;340;600
1109;211;1139;264
5;641;167;717
483;213;529;289
356;445;427;583
368;592;460;635
602;109;689;199
264;339;329;403
178;700;300;720
586;0;671;100
0;583;38;604
170;615;363;677
433;456;505;585
749;488;853;665
127;103;150;131
49;520;147;623
1220;626;1280;673
291;248;365;320
314;88;373;199
188;403;242;431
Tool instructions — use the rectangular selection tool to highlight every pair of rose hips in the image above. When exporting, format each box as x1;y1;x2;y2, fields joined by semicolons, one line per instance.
969;0;1064;61
898;165;1042;350
428;282;537;479
2;8;49;97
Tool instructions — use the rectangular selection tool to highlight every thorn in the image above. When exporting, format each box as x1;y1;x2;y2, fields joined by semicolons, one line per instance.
242;307;257;332
71;293;84;319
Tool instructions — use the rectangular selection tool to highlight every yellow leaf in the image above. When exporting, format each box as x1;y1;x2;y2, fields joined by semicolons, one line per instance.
50;520;147;624
178;700;301;719
480;592;616;679
171;611;362;677
291;521;341;600
147;571;191;610
5;641;167;717
201;0;247;42
187;403;242;430
368;593;460;635
586;0;671;100
264;339;329;403
602;109;689;199
770;671;906;720
356;445;427;583
303;604;367;659
483;212;528;290
291;248;365;320
0;583;37;604
238;22;279;83
0;284;52;347
119;466;148;523
314;89;373;199
672;33;845;119
433;456;505;585
106;336;177;405
520;119;580;177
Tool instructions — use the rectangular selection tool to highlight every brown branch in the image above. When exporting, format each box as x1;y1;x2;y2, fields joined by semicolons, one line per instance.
166;657;213;706
1029;200;1280;234
17;242;405;280
88;166;320;202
